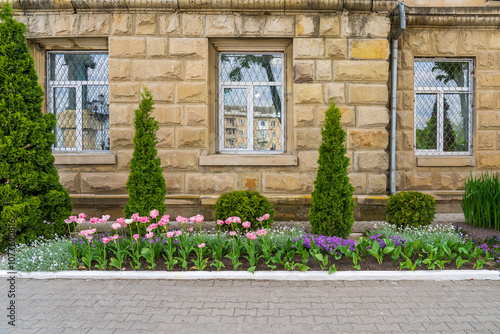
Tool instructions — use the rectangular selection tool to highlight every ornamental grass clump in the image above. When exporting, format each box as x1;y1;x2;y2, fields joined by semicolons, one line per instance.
386;191;436;229
462;171;500;231
0;4;72;251
309;100;355;238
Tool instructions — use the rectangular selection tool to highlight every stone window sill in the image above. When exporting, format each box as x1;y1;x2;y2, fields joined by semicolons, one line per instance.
416;156;475;167
54;153;116;165
199;154;298;166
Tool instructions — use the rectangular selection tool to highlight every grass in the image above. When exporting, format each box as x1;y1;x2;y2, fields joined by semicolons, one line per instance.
462;171;500;231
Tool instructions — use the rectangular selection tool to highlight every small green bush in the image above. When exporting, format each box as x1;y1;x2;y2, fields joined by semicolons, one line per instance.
462;171;500;231
309;100;355;238
386;191;436;228
215;191;275;231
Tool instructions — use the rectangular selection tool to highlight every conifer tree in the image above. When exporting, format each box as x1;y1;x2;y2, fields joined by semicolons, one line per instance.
309;100;355;237
123;87;167;225
0;4;72;250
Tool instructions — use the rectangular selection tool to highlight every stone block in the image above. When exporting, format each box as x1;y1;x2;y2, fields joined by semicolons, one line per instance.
477;91;496;110
262;173;314;193
403;91;414;110
323;82;345;104
316;60;332;81
147;37;168;58
367;173;387;194
177;128;207;148
157;128;175;148
52;15;79;35
177;83;207;103
239;173;261;192
169;38;207;58
356;106;389;127
109;59;131;81
116;150;133;171
153;105;183;125
79;14;110;35
434;173;454;191
402;131;413;151
397;70;414;90
186;174;237;194
349;173;366;194
109;37;145;58
159;14;181;36
478;72;500;88
341;14;390;38
477;152;500;169
238;16;264;36
81;173;128;194
109;104;133;126
163;173;184;193
148;83;174;102
133;60;183;81
348;84;388;105
294;84;323;104
295;105;315;127
397;111;413;130
263;16;294;36
294;38;324;59
206;15;237;37
185;60;207;81
110;128;134;149
109;83;140;103
404;31;431;55
112;14;132;36
349;129;388;150
349;39;389;60
403;172;434;190
186;105;207;126
59;173;79;193
159;150;199;170
334;60;388;82
325;39;348;59
135;14;156;35
458;30;488;55
432;30;458;55
319;105;354;127
355;152;389;172
293;61;314;82
27;15;51;37
396;151;414;170
295;128;322;149
454;172;471;190
477;51;495;68
319;15;340;37
478;111;500;129
401;50;414;70
182;15;205;37
298;151;319;171
397;91;404;111
295;15;318;37
489;31;500;49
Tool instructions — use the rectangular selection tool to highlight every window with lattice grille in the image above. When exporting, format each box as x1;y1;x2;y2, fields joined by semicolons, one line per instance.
47;52;109;152
217;53;285;153
414;59;473;155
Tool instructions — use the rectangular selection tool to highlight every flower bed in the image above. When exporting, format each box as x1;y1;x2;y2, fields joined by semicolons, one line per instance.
2;211;499;273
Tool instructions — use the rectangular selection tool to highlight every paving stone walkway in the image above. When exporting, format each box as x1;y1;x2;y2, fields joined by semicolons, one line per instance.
1;278;499;333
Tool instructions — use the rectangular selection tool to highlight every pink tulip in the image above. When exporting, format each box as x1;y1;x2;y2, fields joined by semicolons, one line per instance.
110;234;119;241
90;217;99;224
64;219;72;224
111;223;122;230
150;210;159;219
158;219;168;227
138;216;150;223
246;232;257;240
86;235;93;241
131;213;140;221
79;230;88;237
190;215;204;223
78;213;87;219
166;231;175;238
102;237;110;244
161;215;170;222
189;228;194;232
145;232;154;239
102;215;111;221
229;231;237;236
133;234;140;240
217;220;224;225
116;218;125;224
262;213;270;220
69;216;77;221
76;218;85;224
256;229;267;236
176;216;188;224
242;221;251;228
198;243;206;248
89;229;97;234
175;230;183;236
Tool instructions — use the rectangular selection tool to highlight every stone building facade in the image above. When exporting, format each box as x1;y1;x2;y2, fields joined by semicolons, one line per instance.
7;0;500;219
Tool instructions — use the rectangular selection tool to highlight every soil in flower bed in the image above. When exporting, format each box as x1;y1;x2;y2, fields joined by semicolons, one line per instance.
455;222;500;241
84;254;497;272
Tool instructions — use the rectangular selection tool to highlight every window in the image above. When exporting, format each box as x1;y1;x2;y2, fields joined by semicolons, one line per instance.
414;59;473;155
218;53;284;154
48;52;109;152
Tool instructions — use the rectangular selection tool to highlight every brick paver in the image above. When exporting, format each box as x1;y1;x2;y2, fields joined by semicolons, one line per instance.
1;279;499;333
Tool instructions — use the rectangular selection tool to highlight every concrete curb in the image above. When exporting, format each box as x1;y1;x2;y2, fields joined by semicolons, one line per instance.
1;270;498;281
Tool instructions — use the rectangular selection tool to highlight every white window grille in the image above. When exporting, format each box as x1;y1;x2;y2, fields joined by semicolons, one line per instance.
47;52;109;152
414;59;473;155
217;53;285;154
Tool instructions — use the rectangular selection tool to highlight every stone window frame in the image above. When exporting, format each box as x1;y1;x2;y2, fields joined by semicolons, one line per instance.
28;38;116;165
413;58;474;157
200;38;297;167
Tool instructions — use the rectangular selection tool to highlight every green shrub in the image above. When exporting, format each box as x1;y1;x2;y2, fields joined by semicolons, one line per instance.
215;191;275;231
386;191;436;228
0;4;72;251
123;87;167;230
309;100;355;238
462;171;500;231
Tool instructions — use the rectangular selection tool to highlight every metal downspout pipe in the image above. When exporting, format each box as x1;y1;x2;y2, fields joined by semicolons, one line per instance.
390;1;406;194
